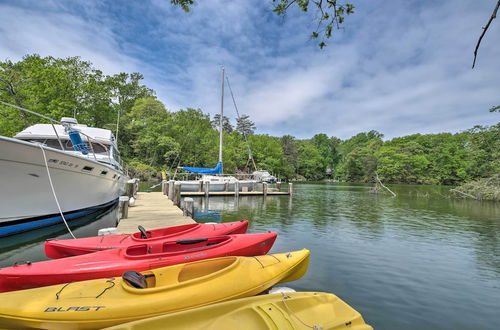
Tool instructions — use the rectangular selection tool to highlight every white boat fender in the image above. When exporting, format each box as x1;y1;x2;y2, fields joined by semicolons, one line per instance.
98;227;117;236
128;197;136;207
268;286;296;294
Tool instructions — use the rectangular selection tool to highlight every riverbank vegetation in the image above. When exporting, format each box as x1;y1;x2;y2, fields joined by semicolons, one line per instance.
1;55;498;188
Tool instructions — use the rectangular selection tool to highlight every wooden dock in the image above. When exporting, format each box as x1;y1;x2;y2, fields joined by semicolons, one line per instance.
163;181;292;206
180;191;290;196
116;192;194;234
114;181;292;235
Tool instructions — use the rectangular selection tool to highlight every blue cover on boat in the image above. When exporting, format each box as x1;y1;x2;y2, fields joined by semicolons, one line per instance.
182;161;223;174
68;130;89;155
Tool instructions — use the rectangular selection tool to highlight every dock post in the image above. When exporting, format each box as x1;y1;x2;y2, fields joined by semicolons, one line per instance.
126;180;135;197
277;182;281;191
198;180;203;192
263;183;268;197
235;181;239;197
183;197;194;217
288;182;293;196
204;182;210;198
173;182;182;206
252;182;256;192
168;180;174;200
119;196;130;219
133;179;139;197
162;180;167;195
224;182;229;192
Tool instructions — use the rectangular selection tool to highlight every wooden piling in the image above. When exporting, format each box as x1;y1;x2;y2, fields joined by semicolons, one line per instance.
173;182;182;206
204;182;210;198
125;180;135;198
198;180;203;192
183;197;194;217
168;180;174;200
263;183;268;197
119;196;130;219
161;180;167;195
288;182;293;196
235;181;240;197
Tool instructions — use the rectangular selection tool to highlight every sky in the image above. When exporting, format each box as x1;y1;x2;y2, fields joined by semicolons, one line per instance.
0;0;499;139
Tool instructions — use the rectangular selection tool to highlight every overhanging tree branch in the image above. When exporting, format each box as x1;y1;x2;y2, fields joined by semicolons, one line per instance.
472;0;500;69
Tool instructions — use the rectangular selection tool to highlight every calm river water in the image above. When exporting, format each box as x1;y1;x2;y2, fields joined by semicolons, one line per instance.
191;183;500;330
1;183;499;329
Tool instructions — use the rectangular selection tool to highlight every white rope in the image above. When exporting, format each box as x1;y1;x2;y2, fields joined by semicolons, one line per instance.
38;144;76;239
280;293;322;330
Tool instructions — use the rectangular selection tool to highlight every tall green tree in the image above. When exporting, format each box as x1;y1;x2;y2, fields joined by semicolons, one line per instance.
210;114;233;133
125;97;178;167
236;114;256;136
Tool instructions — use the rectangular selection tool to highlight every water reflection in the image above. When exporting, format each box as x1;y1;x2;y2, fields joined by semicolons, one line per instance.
0;205;119;267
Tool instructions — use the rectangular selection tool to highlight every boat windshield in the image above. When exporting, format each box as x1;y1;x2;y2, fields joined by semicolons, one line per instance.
20;138;110;154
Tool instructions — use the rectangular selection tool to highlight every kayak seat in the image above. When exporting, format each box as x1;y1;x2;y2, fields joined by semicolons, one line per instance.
123;271;148;289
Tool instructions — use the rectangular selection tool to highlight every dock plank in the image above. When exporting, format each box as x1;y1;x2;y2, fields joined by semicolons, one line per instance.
116;192;194;234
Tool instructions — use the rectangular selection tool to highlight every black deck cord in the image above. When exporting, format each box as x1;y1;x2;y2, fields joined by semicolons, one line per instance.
55;282;73;300
269;254;281;263
119;234;131;243
96;278;116;298
251;256;265;268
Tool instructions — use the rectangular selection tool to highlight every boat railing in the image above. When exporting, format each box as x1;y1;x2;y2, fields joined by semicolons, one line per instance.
0;101;113;164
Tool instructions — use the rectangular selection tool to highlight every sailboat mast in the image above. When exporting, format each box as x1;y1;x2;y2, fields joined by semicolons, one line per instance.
219;67;224;169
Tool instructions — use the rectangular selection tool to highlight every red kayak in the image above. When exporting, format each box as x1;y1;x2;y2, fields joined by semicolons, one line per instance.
0;232;277;292
45;220;249;258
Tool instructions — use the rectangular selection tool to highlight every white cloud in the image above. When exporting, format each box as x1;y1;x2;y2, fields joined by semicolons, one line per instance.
0;0;498;139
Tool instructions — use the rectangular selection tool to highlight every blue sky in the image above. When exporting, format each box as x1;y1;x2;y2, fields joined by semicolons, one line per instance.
0;0;499;139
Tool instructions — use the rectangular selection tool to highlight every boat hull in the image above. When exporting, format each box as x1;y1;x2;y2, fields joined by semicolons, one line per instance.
103;292;373;330
44;220;249;258
0;250;310;329
0;136;127;236
0;232;278;292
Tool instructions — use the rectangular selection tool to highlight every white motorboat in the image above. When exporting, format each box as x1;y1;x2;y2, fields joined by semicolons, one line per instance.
0;116;127;237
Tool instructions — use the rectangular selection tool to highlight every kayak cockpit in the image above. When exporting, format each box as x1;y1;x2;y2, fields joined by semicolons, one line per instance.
121;257;239;293
124;236;231;258
131;223;201;240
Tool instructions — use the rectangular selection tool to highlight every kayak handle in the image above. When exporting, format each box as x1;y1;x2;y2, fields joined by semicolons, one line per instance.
138;225;149;239
176;238;208;245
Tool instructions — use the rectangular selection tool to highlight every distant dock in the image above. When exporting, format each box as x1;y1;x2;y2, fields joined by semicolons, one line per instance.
163;181;292;204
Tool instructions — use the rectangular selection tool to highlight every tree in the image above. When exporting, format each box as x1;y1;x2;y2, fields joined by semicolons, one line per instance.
211;114;233;133
170;0;354;49
249;134;287;175
472;0;500;68
236;114;256;136
0;55;114;136
125;97;179;167
297;140;325;180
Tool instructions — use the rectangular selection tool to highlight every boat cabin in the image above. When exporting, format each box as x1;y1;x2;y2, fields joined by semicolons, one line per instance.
14;118;122;170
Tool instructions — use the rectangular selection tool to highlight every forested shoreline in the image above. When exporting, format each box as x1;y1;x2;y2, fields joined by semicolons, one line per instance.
1;55;498;187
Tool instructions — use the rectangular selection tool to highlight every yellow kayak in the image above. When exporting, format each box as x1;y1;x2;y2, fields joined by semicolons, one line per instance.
104;291;373;330
0;249;309;329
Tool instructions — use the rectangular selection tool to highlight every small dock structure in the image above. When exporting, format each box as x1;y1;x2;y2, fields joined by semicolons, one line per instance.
162;181;292;207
